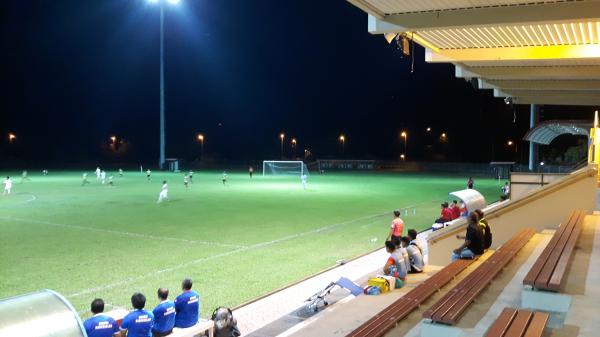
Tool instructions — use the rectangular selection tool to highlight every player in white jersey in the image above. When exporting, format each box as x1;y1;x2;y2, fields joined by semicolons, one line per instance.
118;168;124;177
100;170;107;184
95;167;101;180
301;174;307;190
4;176;13;195
184;175;189;190
157;180;169;203
146;169;152;182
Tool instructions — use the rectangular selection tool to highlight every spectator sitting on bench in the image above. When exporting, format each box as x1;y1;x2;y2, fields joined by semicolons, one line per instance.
393;236;412;276
120;293;154;337
401;236;424;273
435;202;454;224
383;240;407;284
83;298;120;337
474;209;493;251
152;288;176;337
451;212;484;261
450;200;461;220
174;278;200;328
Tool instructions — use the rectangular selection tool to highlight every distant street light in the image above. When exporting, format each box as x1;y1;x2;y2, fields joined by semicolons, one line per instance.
440;132;448;143
507;140;514;146
147;0;181;169
339;135;345;154
197;134;204;160
401;131;408;157
8;133;16;143
291;138;297;157
400;154;405;160
110;136;117;144
426;127;431;132
280;133;285;159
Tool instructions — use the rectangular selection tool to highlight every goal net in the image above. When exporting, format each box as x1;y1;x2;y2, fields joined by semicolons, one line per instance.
263;161;309;176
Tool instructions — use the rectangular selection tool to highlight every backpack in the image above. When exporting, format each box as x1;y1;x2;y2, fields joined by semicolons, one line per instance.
210;307;241;337
479;219;492;249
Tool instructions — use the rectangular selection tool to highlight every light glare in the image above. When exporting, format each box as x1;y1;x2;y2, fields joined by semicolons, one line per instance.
167;0;180;4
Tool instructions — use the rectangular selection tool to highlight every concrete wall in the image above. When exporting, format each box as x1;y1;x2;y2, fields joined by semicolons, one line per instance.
427;166;597;266
510;172;566;200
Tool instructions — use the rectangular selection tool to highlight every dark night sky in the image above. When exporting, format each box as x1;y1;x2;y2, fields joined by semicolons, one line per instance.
0;1;594;166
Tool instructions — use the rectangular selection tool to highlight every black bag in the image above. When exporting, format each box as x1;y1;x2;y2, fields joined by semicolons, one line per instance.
211;307;241;337
479;219;492;249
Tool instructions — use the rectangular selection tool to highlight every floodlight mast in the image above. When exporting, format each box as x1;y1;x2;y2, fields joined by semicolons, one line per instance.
148;0;180;169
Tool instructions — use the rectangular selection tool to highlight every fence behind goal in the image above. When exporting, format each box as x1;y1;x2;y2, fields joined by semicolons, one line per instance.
263;161;309;176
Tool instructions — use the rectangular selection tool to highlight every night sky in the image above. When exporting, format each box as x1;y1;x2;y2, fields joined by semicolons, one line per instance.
0;1;594;167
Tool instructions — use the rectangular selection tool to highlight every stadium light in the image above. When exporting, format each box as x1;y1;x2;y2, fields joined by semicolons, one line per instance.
426;127;431;132
147;0;181;169
8;133;16;143
291;138;297;156
110;136;117;143
400;154;405;160
507;140;514;146
401;131;408;157
339;135;346;155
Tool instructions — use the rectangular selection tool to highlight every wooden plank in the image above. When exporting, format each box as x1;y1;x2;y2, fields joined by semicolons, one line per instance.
442;230;534;324
485;308;518;337
523;211;577;286
547;212;584;291
523;312;550;337
533;212;581;289
504;310;534;337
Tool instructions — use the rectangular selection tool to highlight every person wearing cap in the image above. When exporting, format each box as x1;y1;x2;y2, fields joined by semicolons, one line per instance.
386;209;404;243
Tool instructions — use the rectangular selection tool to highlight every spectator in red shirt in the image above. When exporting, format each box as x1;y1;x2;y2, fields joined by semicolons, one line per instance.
450;200;461;219
435;202;453;224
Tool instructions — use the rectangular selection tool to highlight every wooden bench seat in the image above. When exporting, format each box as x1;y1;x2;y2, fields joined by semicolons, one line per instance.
523;210;585;292
346;258;475;337
485;308;549;337
422;228;535;325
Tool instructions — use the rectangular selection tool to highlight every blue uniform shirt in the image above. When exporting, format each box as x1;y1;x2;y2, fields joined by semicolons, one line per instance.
120;309;154;337
174;290;200;328
84;314;119;337
152;300;176;333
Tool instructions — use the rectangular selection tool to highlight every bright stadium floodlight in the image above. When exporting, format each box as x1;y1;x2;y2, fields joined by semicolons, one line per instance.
8;133;16;143
426;127;431;132
507;140;514;146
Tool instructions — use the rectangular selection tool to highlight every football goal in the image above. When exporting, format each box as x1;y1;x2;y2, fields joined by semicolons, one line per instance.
263;161;309;176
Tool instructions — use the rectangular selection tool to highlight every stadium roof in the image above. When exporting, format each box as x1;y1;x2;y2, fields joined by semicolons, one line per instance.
347;0;600;105
523;119;591;145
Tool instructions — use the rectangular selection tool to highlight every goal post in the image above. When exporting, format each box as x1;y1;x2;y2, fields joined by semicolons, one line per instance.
263;161;309;176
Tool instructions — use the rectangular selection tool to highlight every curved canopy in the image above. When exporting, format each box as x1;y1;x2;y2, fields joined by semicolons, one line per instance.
523;120;591;145
449;189;486;215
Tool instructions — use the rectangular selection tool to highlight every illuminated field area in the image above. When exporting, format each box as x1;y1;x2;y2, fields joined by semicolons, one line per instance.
0;170;503;317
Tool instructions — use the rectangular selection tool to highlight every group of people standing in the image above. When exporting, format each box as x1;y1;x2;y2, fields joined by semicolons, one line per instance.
83;278;200;337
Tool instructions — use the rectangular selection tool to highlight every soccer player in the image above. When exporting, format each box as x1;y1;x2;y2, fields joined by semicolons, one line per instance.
119;168;124;177
387;210;404;242
183;175;189;190
146;169;152;182
174;278;200;328
82;173;90;186
3;176;12;195
301;173;307;190
100;170;107;185
21;170;30;183
501;182;510;200
152;288;176;337
467;177;474;189
222;172;228;186
108;176;114;187
120;293;154;337
188;170;194;183
248;166;253;178
42;169;49;176
96;167;101;180
83;298;120;337
157;181;168;203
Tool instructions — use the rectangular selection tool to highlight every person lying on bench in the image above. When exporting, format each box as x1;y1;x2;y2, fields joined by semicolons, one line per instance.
451;212;484;261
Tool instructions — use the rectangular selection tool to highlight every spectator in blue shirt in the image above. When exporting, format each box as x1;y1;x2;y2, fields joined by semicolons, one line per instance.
152;288;176;337
120;293;153;337
83;298;120;337
174;278;200;328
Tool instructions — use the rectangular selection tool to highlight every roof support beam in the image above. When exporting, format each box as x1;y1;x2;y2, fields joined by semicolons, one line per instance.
346;0;384;20
514;95;600;106
380;1;600;31
456;65;600;80
485;80;600;91
426;45;600;63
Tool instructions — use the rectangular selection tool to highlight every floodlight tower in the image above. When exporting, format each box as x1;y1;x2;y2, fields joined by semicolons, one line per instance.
148;0;180;169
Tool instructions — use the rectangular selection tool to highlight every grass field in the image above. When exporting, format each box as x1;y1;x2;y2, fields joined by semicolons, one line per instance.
0;170;503;317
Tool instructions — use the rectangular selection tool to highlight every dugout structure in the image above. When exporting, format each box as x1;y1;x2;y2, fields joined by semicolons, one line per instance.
263;160;309;176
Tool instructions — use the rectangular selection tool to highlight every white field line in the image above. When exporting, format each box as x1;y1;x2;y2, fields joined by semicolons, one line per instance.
65;210;394;300
0;193;37;206
0;216;242;249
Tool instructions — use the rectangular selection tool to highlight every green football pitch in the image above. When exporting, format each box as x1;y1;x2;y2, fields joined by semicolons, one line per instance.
0;170;503;317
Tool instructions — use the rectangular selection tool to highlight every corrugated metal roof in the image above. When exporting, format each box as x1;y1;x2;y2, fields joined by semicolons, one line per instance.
523;120;591;145
364;0;572;15
416;21;600;49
